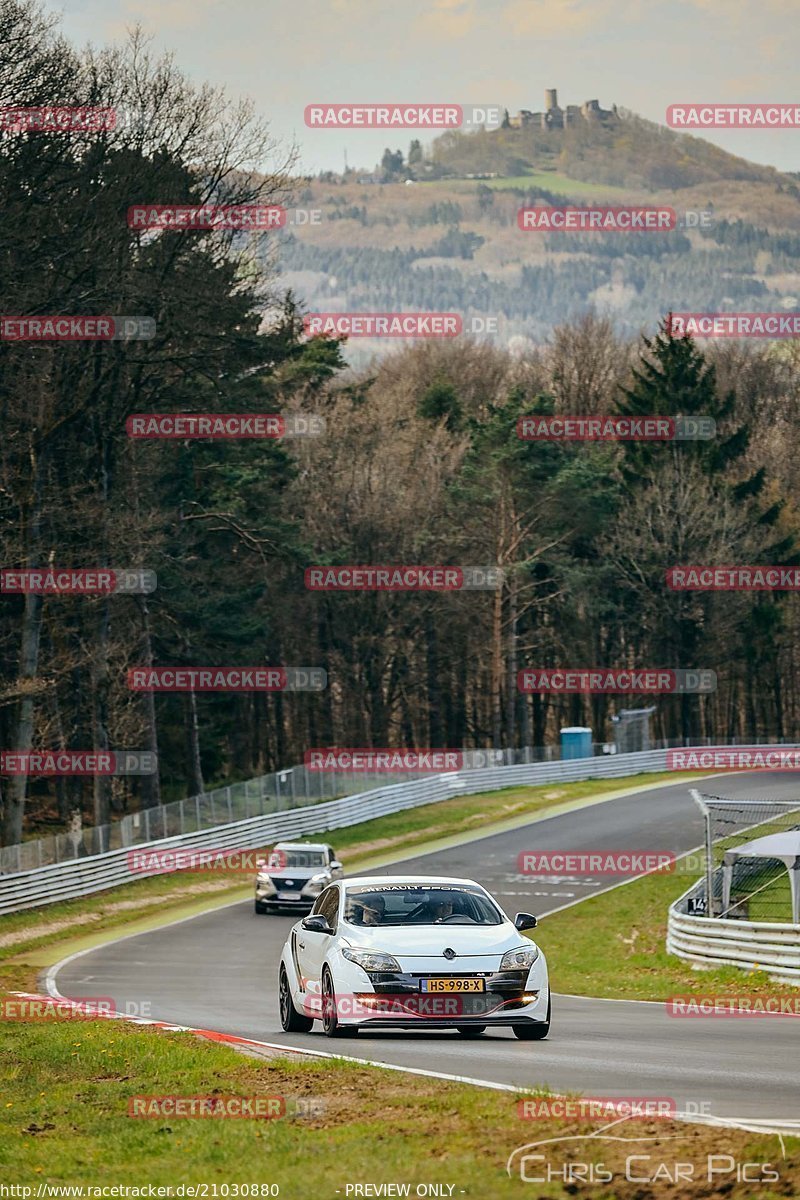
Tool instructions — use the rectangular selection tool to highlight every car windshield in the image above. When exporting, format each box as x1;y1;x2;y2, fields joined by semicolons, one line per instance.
274;850;326;869
343;884;503;927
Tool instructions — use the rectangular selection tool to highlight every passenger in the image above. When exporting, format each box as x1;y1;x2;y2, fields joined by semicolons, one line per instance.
348;895;386;926
360;896;386;926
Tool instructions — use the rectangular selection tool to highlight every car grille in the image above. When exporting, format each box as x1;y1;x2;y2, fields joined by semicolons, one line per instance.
270;876;309;890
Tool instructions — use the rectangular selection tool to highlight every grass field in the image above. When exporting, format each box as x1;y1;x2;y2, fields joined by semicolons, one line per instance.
541;860;794;1001
0;978;795;1198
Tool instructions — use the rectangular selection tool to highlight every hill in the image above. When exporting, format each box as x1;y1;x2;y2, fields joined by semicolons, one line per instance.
427;109;791;192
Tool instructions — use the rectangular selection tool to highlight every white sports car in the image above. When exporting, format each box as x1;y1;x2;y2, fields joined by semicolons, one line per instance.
277;875;550;1039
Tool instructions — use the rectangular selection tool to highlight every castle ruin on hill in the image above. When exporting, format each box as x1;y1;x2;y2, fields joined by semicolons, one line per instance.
508;88;618;131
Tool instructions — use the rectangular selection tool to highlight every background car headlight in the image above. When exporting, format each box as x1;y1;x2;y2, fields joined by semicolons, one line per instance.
500;945;539;971
304;872;328;894
342;947;401;972
256;874;276;892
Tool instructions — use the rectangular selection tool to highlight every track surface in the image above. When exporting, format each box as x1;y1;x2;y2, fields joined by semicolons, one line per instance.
54;773;800;1120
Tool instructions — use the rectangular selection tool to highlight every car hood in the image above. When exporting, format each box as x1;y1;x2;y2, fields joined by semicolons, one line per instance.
341;921;529;958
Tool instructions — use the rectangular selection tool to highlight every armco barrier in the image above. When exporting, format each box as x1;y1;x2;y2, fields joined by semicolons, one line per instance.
667;889;800;983
0;747;675;915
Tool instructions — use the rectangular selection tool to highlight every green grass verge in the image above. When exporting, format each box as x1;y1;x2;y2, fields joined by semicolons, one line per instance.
542;865;794;1001
0;772;688;965
0;998;795;1198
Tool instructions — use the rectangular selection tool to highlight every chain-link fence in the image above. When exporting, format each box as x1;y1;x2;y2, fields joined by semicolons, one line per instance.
2;734;793;876
2;748;570;874
686;790;800;922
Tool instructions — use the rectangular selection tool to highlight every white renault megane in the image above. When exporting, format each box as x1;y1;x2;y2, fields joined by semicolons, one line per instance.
277;875;550;1039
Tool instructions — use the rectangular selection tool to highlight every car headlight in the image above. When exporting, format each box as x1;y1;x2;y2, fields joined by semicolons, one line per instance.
304;872;328;894
342;947;401;973
256;874;276;891
500;945;539;971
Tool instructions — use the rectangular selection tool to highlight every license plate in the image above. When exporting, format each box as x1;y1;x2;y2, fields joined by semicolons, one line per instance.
420;978;485;993
279;892;301;900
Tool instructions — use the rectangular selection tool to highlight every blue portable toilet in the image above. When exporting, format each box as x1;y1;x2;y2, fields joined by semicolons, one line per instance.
560;726;592;759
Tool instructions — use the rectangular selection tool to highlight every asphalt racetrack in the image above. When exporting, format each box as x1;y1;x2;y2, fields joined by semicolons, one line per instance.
52;772;800;1122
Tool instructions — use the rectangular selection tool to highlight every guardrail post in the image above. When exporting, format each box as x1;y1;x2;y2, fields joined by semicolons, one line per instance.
179;800;185;835
144;808;151;842
227;787;233;823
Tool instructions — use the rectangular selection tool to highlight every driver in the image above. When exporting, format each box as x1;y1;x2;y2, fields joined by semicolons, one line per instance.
429;898;455;923
350;895;385;926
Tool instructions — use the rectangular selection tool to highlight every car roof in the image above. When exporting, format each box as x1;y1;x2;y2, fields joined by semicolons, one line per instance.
273;842;329;851
342;875;485;889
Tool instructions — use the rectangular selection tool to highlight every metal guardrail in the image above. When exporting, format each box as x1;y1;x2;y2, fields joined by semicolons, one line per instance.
0;747;674;914
5;743;604;873
5;735;786;874
667;883;800;983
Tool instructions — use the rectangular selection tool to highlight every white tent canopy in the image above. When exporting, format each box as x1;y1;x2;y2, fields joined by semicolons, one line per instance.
722;831;800;923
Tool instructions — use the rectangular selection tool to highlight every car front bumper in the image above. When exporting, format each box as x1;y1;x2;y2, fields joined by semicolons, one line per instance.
318;964;550;1028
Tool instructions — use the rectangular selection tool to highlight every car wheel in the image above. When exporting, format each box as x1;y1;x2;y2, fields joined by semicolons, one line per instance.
456;1026;486;1038
321;967;357;1038
513;996;551;1040
279;965;314;1033
254;899;268;915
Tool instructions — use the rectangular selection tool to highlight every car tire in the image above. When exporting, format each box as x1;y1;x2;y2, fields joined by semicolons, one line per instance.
279;965;314;1033
513;995;551;1040
456;1026;486;1037
321;967;357;1038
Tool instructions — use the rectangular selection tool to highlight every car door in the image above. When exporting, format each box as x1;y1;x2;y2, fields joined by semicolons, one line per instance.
296;884;340;990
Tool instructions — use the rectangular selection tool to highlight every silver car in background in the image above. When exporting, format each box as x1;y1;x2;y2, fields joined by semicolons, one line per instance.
254;841;343;914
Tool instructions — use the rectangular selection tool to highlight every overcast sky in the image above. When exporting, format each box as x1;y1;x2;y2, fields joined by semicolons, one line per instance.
50;0;799;175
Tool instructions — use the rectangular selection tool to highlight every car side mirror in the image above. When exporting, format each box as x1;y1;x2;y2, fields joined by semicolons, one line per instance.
514;912;538;931
330;860;342;871
301;914;333;934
